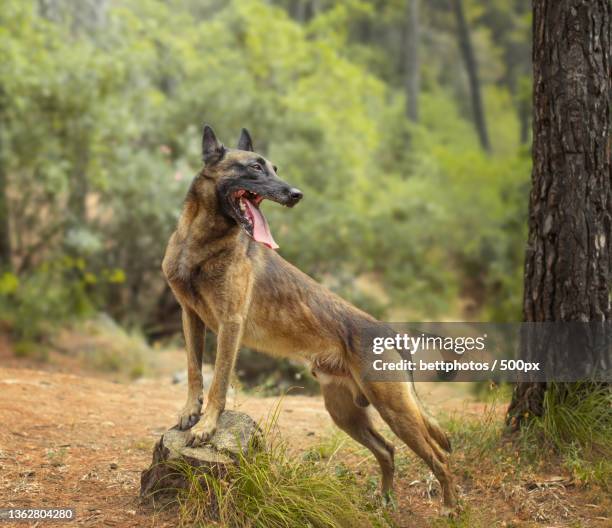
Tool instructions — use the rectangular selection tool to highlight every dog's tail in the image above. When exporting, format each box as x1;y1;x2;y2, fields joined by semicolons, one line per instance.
423;409;452;453
408;382;452;453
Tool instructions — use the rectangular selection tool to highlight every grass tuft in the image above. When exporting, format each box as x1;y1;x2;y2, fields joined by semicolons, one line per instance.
519;383;611;453
171;405;393;528
519;382;611;487
431;506;481;528
443;388;505;460
302;431;347;462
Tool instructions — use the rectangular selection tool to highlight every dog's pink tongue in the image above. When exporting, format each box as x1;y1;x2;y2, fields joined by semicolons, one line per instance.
244;199;279;250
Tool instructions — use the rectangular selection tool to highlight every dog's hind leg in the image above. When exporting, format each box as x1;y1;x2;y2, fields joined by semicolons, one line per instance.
320;377;395;496
356;379;457;508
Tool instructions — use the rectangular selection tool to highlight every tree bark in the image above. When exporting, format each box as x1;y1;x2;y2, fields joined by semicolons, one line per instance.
0;168;11;271
290;0;318;23
404;0;420;122
0;94;11;271
452;0;491;152
67;143;89;227
507;0;611;426
518;92;530;146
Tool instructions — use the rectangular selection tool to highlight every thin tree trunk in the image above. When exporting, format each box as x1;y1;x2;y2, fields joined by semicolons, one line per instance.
291;0;317;23
452;0;491;152
0;101;11;271
404;0;420;122
67;143;89;227
518;93;530;145
507;0;611;426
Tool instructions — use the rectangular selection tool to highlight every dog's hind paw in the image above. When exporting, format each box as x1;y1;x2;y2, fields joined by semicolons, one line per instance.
439;500;463;519
381;491;397;510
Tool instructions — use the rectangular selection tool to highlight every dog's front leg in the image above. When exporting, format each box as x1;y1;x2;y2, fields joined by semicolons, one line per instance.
187;315;244;446
177;306;205;430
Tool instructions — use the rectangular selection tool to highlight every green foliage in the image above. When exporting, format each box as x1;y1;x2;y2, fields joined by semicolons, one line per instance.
1;0;531;339
0;258;93;342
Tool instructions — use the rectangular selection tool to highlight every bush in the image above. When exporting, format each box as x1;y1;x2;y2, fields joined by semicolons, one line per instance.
0;258;93;344
52;314;150;379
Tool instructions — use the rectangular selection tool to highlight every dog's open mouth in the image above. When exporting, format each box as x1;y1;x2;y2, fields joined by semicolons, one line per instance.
233;190;279;250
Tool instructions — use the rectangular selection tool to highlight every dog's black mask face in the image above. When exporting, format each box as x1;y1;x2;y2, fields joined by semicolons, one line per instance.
201;125;303;249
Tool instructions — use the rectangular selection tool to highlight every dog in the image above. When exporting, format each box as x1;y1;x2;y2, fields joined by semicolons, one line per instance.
162;125;457;508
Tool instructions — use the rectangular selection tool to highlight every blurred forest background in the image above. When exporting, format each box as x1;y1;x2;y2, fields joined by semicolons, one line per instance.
0;0;532;375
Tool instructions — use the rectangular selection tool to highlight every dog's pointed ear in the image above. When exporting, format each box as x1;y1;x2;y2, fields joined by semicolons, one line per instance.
202;124;225;165
237;128;254;152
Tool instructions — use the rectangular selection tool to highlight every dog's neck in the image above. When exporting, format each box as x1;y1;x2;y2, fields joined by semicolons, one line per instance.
177;175;242;246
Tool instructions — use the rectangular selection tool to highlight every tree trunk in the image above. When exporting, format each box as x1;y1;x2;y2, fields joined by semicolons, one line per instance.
0;172;10;272
518;92;530;146
290;0;317;23
0;130;11;271
67;147;89;228
0;92;11;271
507;0;611;426
404;0;420;122
452;0;491;152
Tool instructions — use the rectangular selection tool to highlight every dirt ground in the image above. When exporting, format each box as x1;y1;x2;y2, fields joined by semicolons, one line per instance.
0;341;609;528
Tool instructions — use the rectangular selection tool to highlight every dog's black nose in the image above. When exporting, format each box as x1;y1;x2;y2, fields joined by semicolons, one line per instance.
288;188;303;202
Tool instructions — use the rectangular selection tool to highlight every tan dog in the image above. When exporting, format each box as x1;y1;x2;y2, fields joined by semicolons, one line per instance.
162;125;457;507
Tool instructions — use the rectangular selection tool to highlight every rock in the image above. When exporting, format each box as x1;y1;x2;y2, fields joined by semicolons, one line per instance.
171;370;187;385
171;371;217;392
140;410;262;500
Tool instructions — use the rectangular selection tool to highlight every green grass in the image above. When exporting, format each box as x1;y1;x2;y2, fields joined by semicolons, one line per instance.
522;383;611;453
443;383;611;488
167;406;394;528
470;381;513;403
431;506;482;528
302;431;347;462
146;384;610;527
519;382;612;487
443;387;506;460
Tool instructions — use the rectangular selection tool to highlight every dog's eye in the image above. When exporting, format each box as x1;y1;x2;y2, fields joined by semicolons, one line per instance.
250;163;263;172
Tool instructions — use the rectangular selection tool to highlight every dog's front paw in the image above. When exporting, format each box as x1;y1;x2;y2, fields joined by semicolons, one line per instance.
186;408;220;447
177;399;203;430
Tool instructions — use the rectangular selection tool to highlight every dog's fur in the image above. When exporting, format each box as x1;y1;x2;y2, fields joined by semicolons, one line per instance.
162;125;457;507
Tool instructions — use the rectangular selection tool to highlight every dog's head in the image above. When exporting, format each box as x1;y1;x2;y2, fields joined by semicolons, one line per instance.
200;125;302;250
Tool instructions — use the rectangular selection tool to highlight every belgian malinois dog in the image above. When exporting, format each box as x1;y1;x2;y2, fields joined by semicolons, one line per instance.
162;125;457;508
